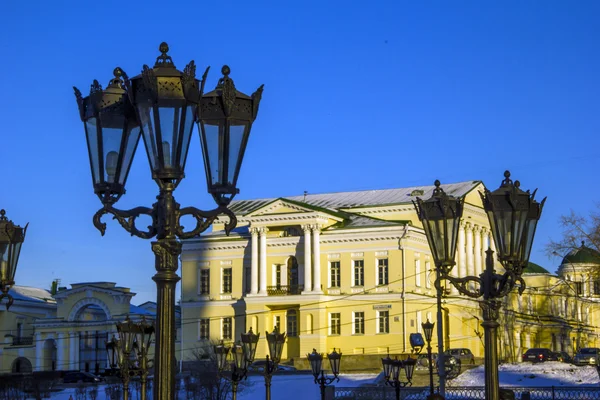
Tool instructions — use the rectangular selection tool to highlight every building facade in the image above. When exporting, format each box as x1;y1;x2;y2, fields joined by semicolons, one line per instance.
180;181;600;366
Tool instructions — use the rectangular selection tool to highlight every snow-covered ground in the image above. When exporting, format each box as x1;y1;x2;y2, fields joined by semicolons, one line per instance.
39;364;600;399
449;362;600;387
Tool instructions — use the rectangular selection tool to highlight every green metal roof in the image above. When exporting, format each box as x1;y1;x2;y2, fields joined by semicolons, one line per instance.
563;243;600;265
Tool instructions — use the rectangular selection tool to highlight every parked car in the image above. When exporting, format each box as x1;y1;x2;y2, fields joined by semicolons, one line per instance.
248;360;297;372
574;348;600;366
522;348;553;363
554;351;572;363
63;372;103;383
444;348;475;364
416;353;438;368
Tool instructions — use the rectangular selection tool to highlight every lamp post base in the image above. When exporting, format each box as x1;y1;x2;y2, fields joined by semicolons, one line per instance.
481;299;501;400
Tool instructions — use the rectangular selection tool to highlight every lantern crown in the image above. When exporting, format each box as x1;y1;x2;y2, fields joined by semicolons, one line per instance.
0;210;28;309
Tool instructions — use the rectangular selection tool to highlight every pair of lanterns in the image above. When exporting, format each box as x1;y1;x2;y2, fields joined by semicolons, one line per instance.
74;42;263;207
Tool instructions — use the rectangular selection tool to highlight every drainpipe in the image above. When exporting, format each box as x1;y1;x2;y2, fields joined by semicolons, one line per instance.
399;225;409;353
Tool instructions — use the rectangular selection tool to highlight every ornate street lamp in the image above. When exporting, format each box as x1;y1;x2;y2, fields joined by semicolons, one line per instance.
421;320;436;397
0;210;28;310
105;334;118;375
264;327;286;400
216;329;259;400
381;355;416;400
414;172;545;400
74;43;263;400
308;348;342;400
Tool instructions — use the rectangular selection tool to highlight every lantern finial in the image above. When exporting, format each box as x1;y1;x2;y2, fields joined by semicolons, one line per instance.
0;210;5;221
108;67;125;89
222;65;231;76
154;42;174;68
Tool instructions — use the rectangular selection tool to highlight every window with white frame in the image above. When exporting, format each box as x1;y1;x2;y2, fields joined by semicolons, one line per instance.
353;311;365;334
377;311;389;334
330;261;341;288
222;317;232;340
416;311;422;333
415;257;421;287
354;260;364;286
199;319;210;340
199;269;210;295
378;259;388;286
425;260;431;289
287;310;298;337
222;268;232;293
330;313;341;335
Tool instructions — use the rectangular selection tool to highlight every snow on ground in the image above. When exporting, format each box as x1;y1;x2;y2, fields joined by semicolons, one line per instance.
449;362;600;387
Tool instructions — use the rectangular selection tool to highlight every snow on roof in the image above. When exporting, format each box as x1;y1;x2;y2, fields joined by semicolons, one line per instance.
129;304;155;316
230;181;481;215
9;285;55;304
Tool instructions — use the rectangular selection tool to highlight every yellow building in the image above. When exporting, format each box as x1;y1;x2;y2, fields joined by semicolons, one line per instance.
0;282;164;375
180;181;600;367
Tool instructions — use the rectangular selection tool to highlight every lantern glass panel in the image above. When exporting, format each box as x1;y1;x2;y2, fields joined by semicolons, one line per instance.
227;120;250;187
391;359;401;381
382;356;392;378
308;350;323;377
85;118;101;184
404;358;416;380
137;101;159;171
201;119;224;187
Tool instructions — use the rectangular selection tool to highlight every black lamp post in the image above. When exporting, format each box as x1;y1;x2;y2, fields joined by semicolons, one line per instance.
105;334;118;376
215;329;259;400
414;172;545;400
74;43;263;400
0;210;28;310
308;348;342;400
264;327;286;400
422;320;436;396
381;355;416;400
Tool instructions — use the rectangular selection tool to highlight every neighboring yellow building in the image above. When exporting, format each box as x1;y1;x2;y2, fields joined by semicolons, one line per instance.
179;181;600;366
0;282;168;375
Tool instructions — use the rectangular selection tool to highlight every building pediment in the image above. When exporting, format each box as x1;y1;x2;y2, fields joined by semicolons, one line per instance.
53;283;134;300
245;198;327;217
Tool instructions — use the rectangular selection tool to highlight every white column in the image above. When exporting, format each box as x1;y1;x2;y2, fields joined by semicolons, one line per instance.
474;225;482;276
35;332;43;371
302;225;312;292
466;223;474;277
57;332;65;372
313;225;322;293
250;227;259;295
458;221;466;278
259;227;268;295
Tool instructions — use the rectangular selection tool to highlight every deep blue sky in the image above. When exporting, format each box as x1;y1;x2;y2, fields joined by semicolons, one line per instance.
1;1;599;304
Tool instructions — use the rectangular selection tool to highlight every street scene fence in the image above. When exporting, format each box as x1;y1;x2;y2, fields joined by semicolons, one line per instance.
335;386;600;400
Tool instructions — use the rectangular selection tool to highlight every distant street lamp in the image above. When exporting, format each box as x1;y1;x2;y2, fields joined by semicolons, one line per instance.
215;328;259;400
0;209;28;310
105;334;118;376
381;354;416;400
414;172;545;400
308;348;342;400
110;317;155;400
422;320;436;397
74;43;263;400
264;327;286;400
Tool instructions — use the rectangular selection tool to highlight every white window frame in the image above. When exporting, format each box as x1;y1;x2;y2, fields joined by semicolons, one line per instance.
376;258;389;286
425;258;431;289
353;311;365;335
198;319;210;341
198;268;210;295
415;255;421;287
329;261;341;288
417;311;422;333
329;312;341;336
353;259;365;287
221;267;232;294
377;310;389;334
222;317;233;340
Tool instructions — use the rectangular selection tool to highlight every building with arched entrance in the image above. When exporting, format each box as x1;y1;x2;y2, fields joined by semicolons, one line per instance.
0;282;159;375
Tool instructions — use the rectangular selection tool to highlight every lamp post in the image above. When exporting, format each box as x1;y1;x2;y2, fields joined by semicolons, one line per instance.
111;317;155;400
0;209;28;310
414;172;545;400
422;320;436;396
308;348;342;400
215;329;259;400
264;327;286;400
381;355;416;400
74;43;263;400
105;334;118;376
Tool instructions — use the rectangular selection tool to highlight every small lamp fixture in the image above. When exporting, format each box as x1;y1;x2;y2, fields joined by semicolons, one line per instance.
105;334;118;370
198;66;264;206
0;210;27;310
480;170;545;273
231;342;246;371
73;68;142;204
266;326;286;364
328;348;342;377
241;328;259;365
403;357;417;381
382;354;393;380
422;320;435;343
308;349;323;378
413;180;464;275
214;340;231;372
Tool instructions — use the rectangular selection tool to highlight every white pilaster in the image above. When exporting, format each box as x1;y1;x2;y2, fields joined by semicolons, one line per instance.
458;221;466;278
57;332;65;371
474;225;482;276
466;223;474;277
302;225;312;293
312;225;322;293
35;332;43;371
259;227;268;295
250;227;259;295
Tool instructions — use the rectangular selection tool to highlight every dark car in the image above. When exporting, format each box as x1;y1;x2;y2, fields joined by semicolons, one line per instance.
247;361;297;372
522;348;553;363
444;348;475;364
63;372;103;383
554;351;572;363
